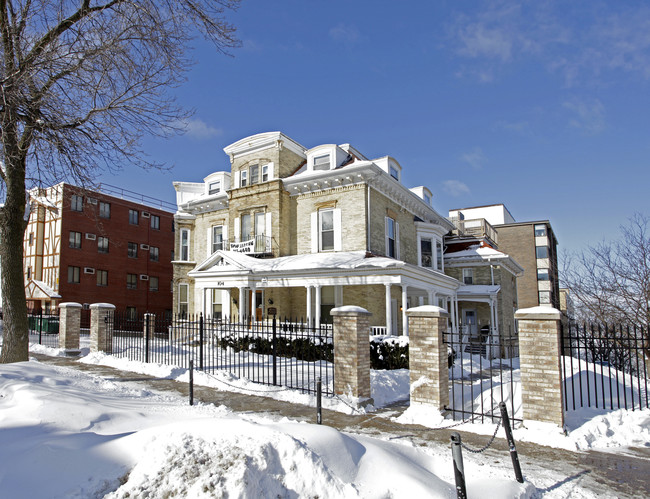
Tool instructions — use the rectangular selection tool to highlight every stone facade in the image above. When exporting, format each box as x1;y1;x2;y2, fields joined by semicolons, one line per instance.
515;307;564;427
90;303;115;353
331;306;372;404
58;302;82;352
406;306;450;409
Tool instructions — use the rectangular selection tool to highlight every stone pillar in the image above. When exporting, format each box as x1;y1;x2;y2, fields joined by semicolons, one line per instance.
331;306;373;406
407;305;449;411
58;302;82;355
90;303;115;353
515;306;564;427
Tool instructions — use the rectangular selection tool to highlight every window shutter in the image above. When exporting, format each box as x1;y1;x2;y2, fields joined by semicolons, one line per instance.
234;218;240;241
311;212;318;253
385;217;390;256
234;171;240;188
333;208;342;251
266;162;274;181
395;222;400;260
207;227;212;253
223;224;229;249
265;212;272;242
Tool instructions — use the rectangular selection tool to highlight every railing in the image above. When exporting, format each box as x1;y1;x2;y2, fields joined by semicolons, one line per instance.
27;311;60;348
106;313;333;395
561;322;649;412
230;235;272;255
371;325;387;335
450;218;498;245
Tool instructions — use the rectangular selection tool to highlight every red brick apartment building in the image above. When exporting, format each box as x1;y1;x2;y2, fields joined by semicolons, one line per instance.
24;183;175;317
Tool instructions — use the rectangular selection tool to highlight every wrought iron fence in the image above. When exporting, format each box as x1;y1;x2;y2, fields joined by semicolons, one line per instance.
27;310;60;348
561;322;649;411
106;312;333;395
444;330;521;426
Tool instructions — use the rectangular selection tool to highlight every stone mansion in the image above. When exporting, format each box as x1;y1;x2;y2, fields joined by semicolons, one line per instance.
172;131;526;342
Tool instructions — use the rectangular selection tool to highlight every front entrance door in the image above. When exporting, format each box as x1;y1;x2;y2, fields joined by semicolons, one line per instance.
463;309;478;338
248;290;263;321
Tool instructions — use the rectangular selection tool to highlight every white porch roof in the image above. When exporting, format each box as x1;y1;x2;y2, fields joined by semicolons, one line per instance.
25;280;61;300
456;284;500;304
188;250;460;294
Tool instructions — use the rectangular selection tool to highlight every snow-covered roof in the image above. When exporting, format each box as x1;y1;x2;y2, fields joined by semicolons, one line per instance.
25;279;61;299
444;245;524;276
456;284;501;296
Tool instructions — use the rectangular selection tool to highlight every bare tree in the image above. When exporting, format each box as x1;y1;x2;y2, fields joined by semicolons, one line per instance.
562;213;650;373
0;1;240;363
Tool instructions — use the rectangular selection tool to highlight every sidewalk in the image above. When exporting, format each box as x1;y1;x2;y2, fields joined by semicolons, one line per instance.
31;353;650;498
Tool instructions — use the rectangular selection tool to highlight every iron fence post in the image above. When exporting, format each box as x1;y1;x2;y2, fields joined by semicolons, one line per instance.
450;432;467;499
272;314;277;386
39;309;43;344
499;402;524;483
189;359;194;406
199;313;204;371
317;377;322;424
145;313;150;363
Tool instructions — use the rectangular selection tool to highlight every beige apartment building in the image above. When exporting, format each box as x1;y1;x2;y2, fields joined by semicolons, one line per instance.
172;131;461;335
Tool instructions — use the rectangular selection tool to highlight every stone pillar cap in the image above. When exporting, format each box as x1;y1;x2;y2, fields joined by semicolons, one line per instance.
406;305;449;317
58;302;82;308
515;306;561;320
90;303;116;310
331;305;371;316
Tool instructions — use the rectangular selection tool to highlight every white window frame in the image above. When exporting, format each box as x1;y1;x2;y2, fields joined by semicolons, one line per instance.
385;217;399;259
250;164;259;185
311;209;342;253
420;237;432;268
178;283;189;317
208;181;221;195
261;164;269;182
180;229;190;261
319;209;335;251
240;170;248;187
313;154;330;171
463;268;473;285
436;240;443;270
212;225;224;253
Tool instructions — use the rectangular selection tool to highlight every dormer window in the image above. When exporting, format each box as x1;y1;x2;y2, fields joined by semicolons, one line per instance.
313;154;330;171
208;181;221;195
424;193;431;205
389;166;399;180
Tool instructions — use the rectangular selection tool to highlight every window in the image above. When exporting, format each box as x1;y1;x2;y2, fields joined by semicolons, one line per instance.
129;209;139;225
149;276;159;292
385;217;398;258
436;241;443;270
250;164;259;185
261;164;269;182
212;226;224;253
420;238;432;267
99;201;110;218
534;224;547;237
68;266;80;283
150;215;160;230
126;307;137;320
150;246;159;262
240;170;248;187
26;267;31;279
389;166;399;180
537;268;550;281
313;154;330;171
69;231;82;249
320;210;335;251
180;229;190;261
28;232;34;246
128;242;138;258
463;268;473;285
71;194;83;212
127;273;137;289
241;214;252;241
178;283;189;318
424;193;431;205
539;290;551;305
98;236;109;254
536;246;549;259
97;270;108;286
208;181;221;195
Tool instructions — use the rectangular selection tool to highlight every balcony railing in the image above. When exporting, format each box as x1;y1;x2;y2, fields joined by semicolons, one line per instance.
230;235;272;255
450;218;498;245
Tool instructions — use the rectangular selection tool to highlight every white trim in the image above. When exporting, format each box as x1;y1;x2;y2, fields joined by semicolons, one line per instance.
333;208;342;251
310;212;318;253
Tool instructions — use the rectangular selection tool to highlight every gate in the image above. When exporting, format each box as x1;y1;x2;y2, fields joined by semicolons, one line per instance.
561;322;649;411
445;330;521;426
105;312;333;396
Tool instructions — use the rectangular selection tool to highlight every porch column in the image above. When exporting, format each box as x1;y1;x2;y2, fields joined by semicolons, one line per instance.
315;285;322;327
427;290;436;306
454;295;460;335
306;285;312;325
418;296;424;306
250;284;257;322
385;284;392;335
401;285;408;336
238;287;245;320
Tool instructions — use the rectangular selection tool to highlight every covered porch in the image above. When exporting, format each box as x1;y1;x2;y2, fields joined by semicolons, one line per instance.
186;250;461;336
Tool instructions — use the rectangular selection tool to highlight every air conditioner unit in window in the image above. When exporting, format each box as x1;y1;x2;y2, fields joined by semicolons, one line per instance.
140;274;149;281
85;233;96;240
140;244;150;250
87;198;98;205
142;211;150;218
84;267;95;274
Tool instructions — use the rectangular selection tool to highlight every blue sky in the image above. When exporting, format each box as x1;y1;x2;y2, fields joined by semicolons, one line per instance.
99;0;650;253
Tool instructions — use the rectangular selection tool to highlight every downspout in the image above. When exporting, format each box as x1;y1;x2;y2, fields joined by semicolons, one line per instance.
366;183;371;252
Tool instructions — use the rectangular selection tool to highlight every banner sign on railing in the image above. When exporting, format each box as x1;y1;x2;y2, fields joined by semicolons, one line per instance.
230;239;255;253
